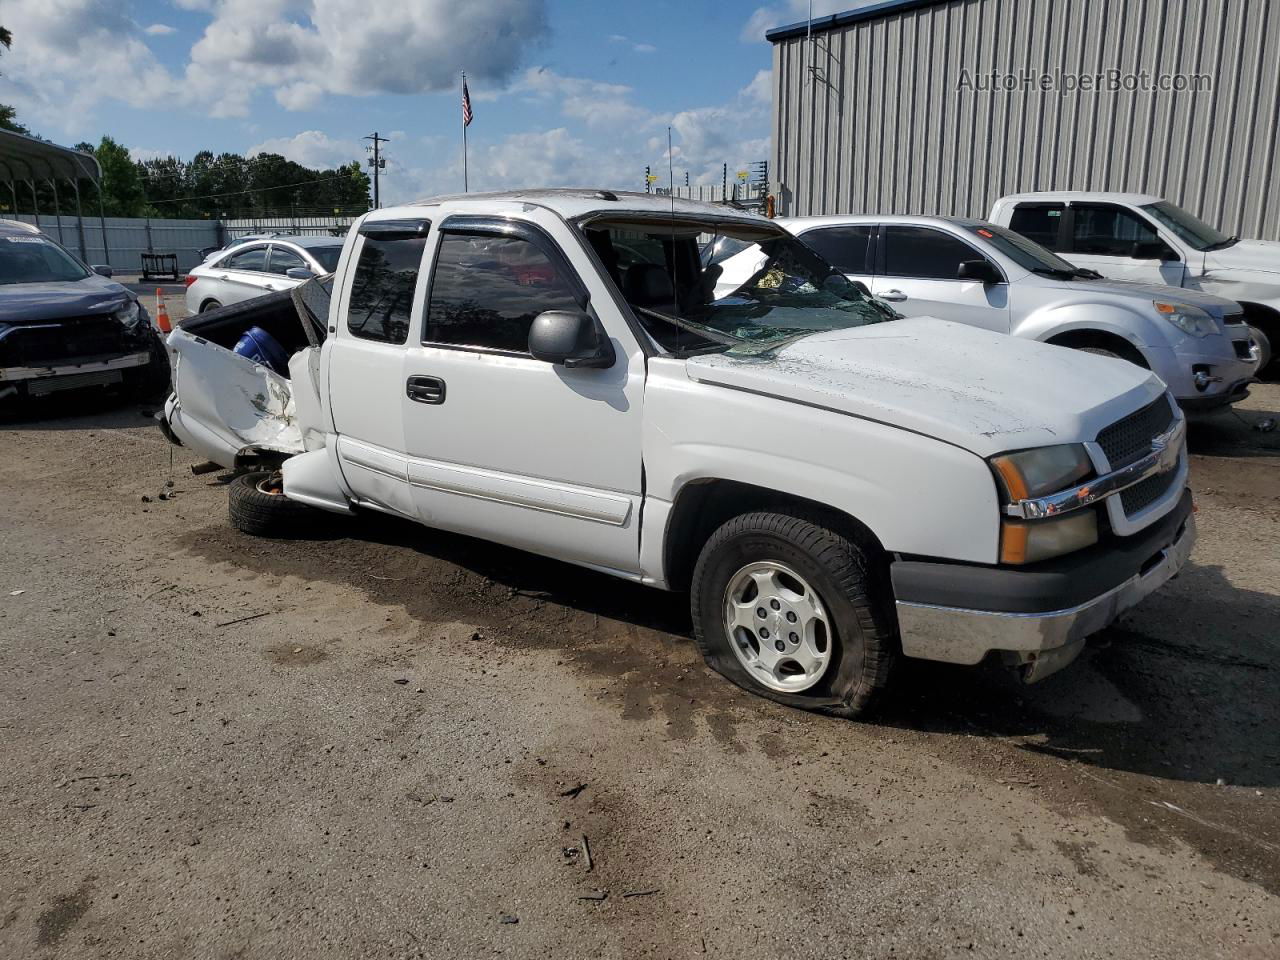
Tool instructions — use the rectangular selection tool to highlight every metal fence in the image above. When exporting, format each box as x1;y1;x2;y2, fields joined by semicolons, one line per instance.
11;214;219;272
222;215;356;242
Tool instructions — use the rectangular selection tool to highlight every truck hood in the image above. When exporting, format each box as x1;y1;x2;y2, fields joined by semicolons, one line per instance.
1204;239;1280;278
1070;277;1238;316
0;275;132;323
684;318;1164;458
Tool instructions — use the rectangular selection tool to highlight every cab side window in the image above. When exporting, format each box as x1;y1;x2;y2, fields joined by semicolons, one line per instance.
800;225;873;273
1009;204;1065;249
424;232;580;354
1071;204;1160;256
224;246;267;272
347;234;427;344
881;225;981;280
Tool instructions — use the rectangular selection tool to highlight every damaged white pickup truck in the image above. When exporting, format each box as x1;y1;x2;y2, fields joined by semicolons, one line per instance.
162;190;1194;716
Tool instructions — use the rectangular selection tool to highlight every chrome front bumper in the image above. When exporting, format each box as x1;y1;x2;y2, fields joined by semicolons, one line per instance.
895;514;1195;680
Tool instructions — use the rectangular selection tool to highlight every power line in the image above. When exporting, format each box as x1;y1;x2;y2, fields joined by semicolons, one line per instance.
145;172;360;205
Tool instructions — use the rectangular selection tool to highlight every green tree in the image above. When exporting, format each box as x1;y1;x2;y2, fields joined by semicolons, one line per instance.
0;25;31;135
85;136;147;217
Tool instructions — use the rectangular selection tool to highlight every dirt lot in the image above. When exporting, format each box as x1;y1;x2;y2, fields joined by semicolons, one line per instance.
1;382;1278;959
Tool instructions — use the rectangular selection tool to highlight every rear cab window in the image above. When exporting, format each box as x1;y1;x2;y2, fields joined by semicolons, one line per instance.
347;228;429;344
1009;203;1065;249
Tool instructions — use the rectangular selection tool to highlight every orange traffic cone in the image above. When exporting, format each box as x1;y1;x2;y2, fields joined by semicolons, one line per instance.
155;288;173;334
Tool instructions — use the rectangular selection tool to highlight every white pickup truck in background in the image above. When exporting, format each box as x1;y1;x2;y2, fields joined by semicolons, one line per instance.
989;191;1279;375
715;214;1260;414
161;190;1194;716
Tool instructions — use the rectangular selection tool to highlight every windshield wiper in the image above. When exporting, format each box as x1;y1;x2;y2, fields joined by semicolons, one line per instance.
1031;266;1079;280
1073;267;1104;279
632;305;740;346
1206;235;1239;251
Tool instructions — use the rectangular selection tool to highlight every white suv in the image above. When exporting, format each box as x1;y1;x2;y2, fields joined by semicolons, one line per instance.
716;215;1259;413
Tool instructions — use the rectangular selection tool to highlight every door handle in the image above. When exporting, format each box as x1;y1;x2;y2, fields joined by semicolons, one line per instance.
406;375;446;404
879;289;907;302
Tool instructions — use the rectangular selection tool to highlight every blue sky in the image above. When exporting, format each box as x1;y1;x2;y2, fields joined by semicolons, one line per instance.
0;0;846;202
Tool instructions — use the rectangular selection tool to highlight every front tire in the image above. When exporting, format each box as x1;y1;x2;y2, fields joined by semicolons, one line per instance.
228;471;314;537
1248;324;1273;375
690;510;897;717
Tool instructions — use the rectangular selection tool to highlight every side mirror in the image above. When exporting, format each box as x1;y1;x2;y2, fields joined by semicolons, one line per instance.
957;259;1001;284
528;310;615;369
91;264;114;278
1130;241;1179;262
286;267;317;281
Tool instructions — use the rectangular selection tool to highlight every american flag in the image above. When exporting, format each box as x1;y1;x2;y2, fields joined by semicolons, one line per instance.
462;76;473;127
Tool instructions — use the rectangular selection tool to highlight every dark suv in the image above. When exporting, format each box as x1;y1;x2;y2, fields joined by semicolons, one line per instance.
0;219;167;402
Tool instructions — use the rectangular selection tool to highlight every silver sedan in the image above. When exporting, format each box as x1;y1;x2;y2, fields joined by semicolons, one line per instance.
184;236;345;314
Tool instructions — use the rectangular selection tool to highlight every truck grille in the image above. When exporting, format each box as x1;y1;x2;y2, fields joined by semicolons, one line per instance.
1120;469;1178;515
1095;396;1175;469
0;315;130;368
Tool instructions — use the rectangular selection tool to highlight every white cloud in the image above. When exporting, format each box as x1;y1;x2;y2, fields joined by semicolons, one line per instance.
517;67;652;130
0;0;182;129
186;0;549;116
247;130;362;170
740;0;852;42
144;23;178;35
607;33;657;54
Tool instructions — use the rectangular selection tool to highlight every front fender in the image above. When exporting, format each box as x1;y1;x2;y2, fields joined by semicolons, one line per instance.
1014;304;1164;351
1193;273;1280;312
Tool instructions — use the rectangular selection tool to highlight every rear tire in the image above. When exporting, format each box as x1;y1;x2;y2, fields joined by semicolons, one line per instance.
228;471;314;537
690;509;897;718
200;299;222;313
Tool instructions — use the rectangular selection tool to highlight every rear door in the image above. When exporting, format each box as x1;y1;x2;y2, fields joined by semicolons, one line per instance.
870;224;1011;334
398;211;646;575
795;224;875;291
324;219;430;519
1063;202;1187;285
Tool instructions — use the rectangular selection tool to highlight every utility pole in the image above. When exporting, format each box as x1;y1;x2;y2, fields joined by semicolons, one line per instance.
364;132;389;209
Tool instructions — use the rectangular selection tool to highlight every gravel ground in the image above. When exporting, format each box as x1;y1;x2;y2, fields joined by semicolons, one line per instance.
1;381;1277;959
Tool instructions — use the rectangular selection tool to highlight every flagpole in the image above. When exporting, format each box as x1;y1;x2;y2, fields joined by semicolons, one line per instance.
468;72;473;194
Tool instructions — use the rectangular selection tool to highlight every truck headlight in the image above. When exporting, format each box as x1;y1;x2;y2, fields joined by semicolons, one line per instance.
990;444;1098;564
1154;301;1216;338
1000;511;1099;564
990;444;1092;501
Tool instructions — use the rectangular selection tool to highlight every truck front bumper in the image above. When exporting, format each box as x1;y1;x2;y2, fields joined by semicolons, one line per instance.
892;490;1194;681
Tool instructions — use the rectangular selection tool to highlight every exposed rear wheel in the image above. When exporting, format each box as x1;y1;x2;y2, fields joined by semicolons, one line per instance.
690;510;897;717
228;471;315;537
200;299;222;313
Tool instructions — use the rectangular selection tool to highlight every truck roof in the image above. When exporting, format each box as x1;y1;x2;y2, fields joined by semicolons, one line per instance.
779;214;992;231
997;190;1163;206
397;188;772;225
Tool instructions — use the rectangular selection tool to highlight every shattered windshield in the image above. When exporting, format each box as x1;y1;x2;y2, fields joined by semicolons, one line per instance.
0;235;90;285
582;219;895;355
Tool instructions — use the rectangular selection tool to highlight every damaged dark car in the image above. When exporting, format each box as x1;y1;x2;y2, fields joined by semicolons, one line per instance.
0;219;167;403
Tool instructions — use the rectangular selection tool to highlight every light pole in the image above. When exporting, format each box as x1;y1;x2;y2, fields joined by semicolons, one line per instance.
364;132;389;209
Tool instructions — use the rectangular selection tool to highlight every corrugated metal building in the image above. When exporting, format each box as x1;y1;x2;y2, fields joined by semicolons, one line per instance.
767;0;1280;238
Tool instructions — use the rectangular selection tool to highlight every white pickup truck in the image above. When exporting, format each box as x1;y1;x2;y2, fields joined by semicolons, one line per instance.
989;192;1278;375
161;190;1194;716
713;214;1260;413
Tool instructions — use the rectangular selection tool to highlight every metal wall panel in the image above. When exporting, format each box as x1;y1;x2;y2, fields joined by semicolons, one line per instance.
770;0;1280;239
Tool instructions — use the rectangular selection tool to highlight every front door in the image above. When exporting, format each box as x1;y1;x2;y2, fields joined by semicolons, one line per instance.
1063;203;1187;285
795;223;876;292
870;224;1011;334
399;211;646;576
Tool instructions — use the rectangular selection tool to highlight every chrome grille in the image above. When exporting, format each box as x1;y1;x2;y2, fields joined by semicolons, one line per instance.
1120;469;1178;515
1095;397;1175;469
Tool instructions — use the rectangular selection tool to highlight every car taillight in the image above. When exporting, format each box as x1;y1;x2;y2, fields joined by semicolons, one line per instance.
183;274;197;287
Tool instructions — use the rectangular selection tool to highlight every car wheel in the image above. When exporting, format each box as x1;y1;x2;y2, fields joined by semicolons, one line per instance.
200;299;222;313
1077;345;1149;368
690;509;897;717
1248;324;1273;375
228;471;315;537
